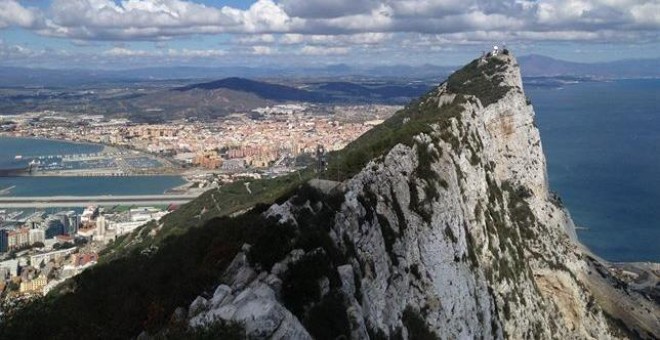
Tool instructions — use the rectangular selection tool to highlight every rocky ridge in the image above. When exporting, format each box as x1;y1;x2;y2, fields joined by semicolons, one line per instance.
184;54;659;339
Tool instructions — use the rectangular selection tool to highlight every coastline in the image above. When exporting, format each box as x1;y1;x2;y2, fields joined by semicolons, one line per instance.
0;135;189;196
0;134;185;176
0;134;107;150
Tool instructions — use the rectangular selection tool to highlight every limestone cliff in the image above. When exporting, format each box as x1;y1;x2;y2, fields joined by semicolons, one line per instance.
184;54;659;339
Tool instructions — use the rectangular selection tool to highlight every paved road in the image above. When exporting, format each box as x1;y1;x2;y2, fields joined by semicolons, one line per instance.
0;194;198;208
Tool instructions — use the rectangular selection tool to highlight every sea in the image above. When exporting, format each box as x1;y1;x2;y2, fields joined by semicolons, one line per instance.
0;136;185;197
0;79;658;262
527;78;660;263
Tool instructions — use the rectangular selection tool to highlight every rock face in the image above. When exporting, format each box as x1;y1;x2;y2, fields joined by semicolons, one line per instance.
189;54;659;339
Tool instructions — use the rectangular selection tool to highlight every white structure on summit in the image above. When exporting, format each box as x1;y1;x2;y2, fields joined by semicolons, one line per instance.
492;45;499;56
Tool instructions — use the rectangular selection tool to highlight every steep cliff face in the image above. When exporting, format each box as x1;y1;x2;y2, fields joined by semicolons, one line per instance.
187;54;658;339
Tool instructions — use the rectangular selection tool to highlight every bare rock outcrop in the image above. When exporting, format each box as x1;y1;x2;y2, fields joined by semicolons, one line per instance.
188;54;659;339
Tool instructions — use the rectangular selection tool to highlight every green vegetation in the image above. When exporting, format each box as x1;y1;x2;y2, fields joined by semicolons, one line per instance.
252;184;353;340
102;169;314;262
247;218;297;270
0;183;352;339
161;319;246;340
0;207;270;339
1;56;520;339
323;91;467;181
281;250;338;316
303;291;351;340
501;181;537;240
446;57;512;107
549;191;564;208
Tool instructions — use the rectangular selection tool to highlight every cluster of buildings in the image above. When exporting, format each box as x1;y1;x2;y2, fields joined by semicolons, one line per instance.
0;205;168;299
0;103;401;301
0;210;80;253
0;246;97;297
1;104;398;173
85;206;167;243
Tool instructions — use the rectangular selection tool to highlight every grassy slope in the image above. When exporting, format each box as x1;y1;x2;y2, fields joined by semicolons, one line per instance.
0;56;513;339
101;169;314;262
322;56;509;181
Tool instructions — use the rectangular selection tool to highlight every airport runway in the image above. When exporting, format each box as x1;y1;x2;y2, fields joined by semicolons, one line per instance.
0;194;198;208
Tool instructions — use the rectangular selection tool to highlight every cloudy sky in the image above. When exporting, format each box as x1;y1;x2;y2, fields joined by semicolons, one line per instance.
0;0;658;68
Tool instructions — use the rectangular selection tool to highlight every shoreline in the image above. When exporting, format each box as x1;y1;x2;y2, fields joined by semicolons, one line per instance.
0;134;107;150
0;135;190;196
0;134;185;176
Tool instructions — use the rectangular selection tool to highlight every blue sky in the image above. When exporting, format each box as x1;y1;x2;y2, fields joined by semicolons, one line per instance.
0;0;658;69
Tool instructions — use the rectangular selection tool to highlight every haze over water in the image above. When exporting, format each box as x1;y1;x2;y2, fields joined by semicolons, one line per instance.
529;79;660;263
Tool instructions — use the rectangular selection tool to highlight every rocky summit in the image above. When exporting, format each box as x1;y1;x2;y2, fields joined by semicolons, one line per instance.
185;53;659;339
2;53;658;340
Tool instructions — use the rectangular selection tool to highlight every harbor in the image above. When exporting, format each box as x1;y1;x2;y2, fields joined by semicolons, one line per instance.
3;146;182;177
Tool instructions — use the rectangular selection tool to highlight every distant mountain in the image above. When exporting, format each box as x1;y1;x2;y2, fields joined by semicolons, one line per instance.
316;81;432;99
0;64;453;87
176;77;330;102
5;54;657;339
518;54;660;78
1;56;656;87
0;76;432;120
175;77;434;104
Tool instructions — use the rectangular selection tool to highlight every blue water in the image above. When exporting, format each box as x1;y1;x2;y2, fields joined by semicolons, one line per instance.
0;136;103;168
0;176;185;196
528;79;660;262
0;137;184;197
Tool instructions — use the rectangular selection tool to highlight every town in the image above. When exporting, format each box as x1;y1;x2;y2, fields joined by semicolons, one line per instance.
0;103;400;313
0;103;399;183
0;204;171;314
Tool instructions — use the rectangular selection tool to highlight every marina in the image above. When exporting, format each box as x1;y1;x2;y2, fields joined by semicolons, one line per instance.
1;143;181;177
0;137;187;199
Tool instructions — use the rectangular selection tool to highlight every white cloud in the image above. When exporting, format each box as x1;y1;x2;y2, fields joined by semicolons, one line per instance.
238;0;294;32
280;0;379;19
300;46;349;55
630;2;660;27
236;34;276;44
30;0;297;40
0;40;56;61
0;0;42;29
171;48;226;57
0;0;656;47
104;47;151;57
280;32;392;47
103;47;226;58
251;45;273;55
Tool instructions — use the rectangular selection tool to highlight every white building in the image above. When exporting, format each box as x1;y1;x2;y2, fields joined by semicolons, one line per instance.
29;228;45;245
0;259;19;277
29;248;76;267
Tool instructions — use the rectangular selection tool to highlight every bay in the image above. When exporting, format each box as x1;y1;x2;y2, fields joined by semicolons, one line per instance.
528;78;660;262
0;137;184;197
0;136;103;168
0;176;185;196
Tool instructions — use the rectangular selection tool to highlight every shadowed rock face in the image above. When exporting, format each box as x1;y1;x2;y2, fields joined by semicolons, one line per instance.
187;54;658;339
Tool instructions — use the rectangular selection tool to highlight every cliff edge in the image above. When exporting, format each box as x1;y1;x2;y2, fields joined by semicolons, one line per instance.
185;53;658;339
2;53;657;340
